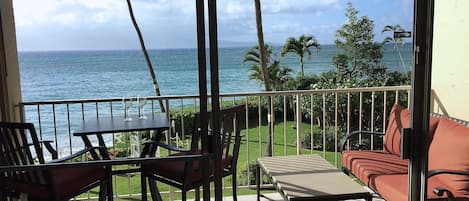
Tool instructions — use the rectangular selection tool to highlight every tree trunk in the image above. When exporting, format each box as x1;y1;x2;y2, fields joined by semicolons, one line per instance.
300;56;304;78
126;0;166;112
254;0;273;157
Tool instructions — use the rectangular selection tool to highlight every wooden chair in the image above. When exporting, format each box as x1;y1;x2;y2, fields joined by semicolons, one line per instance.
0;122;112;201
141;105;246;201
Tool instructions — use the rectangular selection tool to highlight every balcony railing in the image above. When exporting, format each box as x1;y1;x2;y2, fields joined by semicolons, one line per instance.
19;85;411;200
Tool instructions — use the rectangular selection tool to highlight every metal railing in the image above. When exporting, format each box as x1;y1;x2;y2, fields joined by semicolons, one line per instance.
19;85;411;200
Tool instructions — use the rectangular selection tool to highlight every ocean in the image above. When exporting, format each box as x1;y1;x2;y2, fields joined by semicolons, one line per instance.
18;44;412;153
20;44;412;102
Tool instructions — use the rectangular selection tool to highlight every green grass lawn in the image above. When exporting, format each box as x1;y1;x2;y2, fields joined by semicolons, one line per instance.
80;120;342;200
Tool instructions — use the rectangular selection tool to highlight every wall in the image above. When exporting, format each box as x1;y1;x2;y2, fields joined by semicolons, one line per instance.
0;0;22;122
431;0;469;120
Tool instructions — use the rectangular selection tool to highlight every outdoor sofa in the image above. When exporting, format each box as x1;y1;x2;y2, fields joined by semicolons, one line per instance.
341;104;469;201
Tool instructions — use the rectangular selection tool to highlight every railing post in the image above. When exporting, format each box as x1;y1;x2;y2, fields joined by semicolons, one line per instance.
296;94;302;155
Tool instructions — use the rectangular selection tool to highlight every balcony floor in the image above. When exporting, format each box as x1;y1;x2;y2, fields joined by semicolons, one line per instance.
196;187;383;201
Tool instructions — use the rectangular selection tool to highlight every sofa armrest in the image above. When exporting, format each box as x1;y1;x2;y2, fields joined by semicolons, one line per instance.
429;169;469;201
428;169;469;177
433;187;455;201
340;130;385;151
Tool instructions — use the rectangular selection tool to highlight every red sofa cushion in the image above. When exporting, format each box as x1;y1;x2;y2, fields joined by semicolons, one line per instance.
428;117;469;195
383;104;440;156
6;167;106;200
384;104;411;156
342;151;408;185
371;173;465;201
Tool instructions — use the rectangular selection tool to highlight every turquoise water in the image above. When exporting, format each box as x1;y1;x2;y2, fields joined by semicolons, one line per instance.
18;44;412;153
19;44;412;101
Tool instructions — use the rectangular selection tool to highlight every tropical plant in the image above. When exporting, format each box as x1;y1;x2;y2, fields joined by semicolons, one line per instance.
382;24;408;72
333;2;386;83
281;35;320;78
243;45;293;91
126;0;165;112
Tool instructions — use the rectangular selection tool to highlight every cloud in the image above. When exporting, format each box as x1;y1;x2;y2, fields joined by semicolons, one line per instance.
13;0;194;27
13;0;412;50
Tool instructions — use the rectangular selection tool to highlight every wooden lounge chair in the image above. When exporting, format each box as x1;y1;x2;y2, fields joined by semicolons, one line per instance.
0;122;112;201
141;105;245;201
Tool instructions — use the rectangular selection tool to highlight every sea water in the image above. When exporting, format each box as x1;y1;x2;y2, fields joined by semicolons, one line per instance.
18;44;412;153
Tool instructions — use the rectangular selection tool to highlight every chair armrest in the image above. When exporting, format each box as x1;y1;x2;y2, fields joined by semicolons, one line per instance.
144;141;191;152
340;131;385;151
47;146;108;163
29;140;58;159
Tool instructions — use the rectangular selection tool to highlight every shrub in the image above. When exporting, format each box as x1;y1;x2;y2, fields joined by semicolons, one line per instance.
301;126;345;151
239;163;271;186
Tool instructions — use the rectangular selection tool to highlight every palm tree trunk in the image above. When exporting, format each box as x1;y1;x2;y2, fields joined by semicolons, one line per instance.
126;0;166;112
395;44;408;72
300;56;304;78
254;0;273;157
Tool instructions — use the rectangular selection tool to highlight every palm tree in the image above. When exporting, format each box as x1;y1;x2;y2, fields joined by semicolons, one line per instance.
243;45;292;90
382;25;407;72
254;0;274;157
126;0;165;112
281;35;320;78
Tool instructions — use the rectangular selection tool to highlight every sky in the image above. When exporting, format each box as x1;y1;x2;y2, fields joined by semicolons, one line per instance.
13;0;414;51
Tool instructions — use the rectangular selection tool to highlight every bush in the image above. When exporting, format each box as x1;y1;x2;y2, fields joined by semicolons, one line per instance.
239;163;271;186
301;126;345;152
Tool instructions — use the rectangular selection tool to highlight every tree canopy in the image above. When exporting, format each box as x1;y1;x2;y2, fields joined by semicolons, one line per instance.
244;45;292;91
281;35;320;78
333;2;386;83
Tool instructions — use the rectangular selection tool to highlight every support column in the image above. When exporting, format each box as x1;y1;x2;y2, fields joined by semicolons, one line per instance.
0;0;22;122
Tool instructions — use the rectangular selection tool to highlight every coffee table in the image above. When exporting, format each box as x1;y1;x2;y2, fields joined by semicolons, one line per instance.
256;154;372;201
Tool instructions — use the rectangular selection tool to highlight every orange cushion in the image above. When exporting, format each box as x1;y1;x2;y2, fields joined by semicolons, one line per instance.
6;167;106;200
384;104;411;156
428;116;441;144
342;151;408;185
428;117;469;194
371;174;465;201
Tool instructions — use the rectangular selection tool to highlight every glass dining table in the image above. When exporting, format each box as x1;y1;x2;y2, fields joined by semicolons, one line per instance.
73;113;170;160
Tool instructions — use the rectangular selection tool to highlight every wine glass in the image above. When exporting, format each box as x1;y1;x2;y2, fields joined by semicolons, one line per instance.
137;97;148;119
122;97;133;121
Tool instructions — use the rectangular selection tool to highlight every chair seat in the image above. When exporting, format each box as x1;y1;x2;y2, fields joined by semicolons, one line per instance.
6;166;106;200
371;173;468;201
342;150;408;185
143;151;232;185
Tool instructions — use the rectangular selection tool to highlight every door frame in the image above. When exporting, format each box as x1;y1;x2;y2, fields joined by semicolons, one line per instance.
409;0;435;200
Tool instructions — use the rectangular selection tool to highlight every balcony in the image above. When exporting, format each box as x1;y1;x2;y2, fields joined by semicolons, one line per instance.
17;86;410;201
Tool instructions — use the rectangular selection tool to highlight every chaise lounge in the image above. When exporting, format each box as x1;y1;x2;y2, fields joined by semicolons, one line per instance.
341;104;469;201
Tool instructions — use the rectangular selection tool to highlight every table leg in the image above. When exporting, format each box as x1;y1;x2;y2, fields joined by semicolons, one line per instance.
141;174;147;201
256;164;261;201
365;194;373;201
81;136;100;159
107;166;113;201
97;133;106;147
141;130;164;157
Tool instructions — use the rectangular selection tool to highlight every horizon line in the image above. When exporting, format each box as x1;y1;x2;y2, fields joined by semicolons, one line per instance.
18;42;412;53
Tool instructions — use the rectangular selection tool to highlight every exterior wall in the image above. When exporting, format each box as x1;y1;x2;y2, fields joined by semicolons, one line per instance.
431;0;469;120
0;0;22;122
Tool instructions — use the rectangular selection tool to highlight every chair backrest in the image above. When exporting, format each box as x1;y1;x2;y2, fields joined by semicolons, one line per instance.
191;105;246;166
0;122;48;185
218;105;245;167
